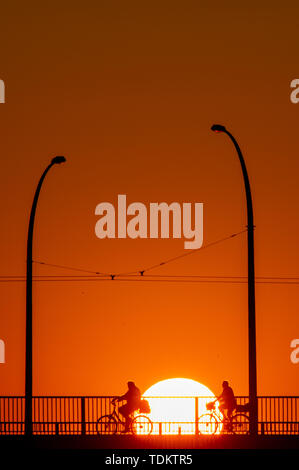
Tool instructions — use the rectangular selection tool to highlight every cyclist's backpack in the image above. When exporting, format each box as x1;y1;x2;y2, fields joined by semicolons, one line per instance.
236;402;250;412
139;399;151;413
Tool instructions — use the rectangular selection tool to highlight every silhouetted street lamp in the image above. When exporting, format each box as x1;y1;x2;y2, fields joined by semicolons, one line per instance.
211;124;258;436
25;156;66;435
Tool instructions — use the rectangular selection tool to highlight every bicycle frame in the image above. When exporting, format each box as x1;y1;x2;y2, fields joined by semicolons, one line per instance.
105;400;146;428
207;402;245;425
109;401;126;427
198;401;249;435
97;399;153;436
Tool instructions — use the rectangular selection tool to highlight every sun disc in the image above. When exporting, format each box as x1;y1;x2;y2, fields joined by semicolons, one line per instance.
141;378;216;435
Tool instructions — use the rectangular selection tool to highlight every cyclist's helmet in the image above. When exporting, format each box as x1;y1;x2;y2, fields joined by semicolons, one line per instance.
222;380;229;387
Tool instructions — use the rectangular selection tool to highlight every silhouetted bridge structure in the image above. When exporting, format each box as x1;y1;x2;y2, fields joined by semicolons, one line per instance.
0;396;298;440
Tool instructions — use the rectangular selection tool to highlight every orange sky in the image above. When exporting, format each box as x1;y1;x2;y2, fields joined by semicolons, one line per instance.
0;2;298;397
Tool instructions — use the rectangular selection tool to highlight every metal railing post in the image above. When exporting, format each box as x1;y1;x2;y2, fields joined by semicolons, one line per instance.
81;397;86;435
195;397;199;435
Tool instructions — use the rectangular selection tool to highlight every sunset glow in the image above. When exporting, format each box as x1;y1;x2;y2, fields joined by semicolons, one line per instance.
141;378;216;435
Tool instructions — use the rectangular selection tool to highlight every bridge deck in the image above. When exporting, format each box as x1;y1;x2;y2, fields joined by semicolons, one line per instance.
0;434;298;449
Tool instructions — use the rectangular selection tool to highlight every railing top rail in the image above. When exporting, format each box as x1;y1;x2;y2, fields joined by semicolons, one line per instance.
0;395;299;399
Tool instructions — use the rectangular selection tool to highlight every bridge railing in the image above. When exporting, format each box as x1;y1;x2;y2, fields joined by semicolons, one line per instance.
0;396;298;435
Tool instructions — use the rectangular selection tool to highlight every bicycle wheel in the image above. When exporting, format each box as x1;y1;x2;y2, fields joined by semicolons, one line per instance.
230;413;250;435
96;415;118;435
131;415;153;435
197;413;218;435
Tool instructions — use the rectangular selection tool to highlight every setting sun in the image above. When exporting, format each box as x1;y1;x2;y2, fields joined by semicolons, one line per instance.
141;378;216;435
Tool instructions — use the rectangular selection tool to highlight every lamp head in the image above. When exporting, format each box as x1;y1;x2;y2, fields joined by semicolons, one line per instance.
51;156;66;165
211;124;226;133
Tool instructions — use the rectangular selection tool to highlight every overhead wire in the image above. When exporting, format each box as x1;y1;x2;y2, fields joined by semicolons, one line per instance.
1;228;299;285
1;277;299;284
30;229;247;278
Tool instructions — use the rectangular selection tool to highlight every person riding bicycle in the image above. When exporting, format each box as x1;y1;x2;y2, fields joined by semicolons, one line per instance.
114;381;141;432
216;380;237;421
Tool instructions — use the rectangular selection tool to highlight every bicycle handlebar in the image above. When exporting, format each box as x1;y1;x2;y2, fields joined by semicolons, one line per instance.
112;397;122;406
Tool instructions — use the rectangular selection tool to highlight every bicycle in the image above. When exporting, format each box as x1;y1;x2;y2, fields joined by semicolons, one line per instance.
197;401;250;435
96;398;153;435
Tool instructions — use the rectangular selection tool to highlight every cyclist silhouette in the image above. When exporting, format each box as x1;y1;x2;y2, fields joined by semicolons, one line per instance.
216;380;237;420
115;381;141;432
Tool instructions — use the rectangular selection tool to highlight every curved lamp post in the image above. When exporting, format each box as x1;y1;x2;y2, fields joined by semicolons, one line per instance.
25;156;66;435
211;124;257;436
